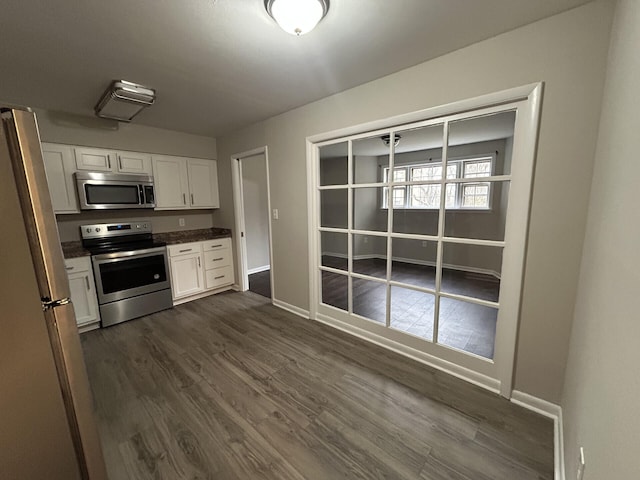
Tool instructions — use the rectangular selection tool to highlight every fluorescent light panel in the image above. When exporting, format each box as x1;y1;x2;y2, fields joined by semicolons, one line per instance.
95;80;155;122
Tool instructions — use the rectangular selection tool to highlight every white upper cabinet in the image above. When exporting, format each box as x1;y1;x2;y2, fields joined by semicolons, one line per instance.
187;159;219;208
75;147;116;172
152;155;190;209
152;155;219;210
115;151;152;174
75;147;152;174
41;143;79;214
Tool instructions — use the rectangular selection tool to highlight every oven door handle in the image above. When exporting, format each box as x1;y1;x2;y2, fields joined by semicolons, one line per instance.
92;246;167;261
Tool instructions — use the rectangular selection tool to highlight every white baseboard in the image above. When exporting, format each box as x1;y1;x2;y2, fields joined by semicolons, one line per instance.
172;285;234;306
248;264;271;275
511;390;565;480
272;298;310;319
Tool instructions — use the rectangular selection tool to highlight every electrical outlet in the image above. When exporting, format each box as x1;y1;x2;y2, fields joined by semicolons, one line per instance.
272;209;279;220
178;218;185;227
577;447;586;480
421;240;428;247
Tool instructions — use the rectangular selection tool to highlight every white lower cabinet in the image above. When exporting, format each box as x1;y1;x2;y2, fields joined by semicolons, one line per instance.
64;257;100;332
168;238;234;304
169;245;205;299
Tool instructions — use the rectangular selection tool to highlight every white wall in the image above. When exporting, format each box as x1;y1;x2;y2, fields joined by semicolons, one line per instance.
213;1;614;403
242;154;271;271
561;0;640;478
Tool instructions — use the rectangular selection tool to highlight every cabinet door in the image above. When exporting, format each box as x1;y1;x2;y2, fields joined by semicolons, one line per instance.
67;270;99;326
75;147;116;171
152;155;189;209
41;143;79;214
169;252;204;299
116;151;152;174
187;159;220;208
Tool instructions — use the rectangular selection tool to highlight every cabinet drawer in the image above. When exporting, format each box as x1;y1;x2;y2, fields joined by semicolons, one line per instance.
64;256;91;273
204;249;231;269
205;266;233;289
202;237;230;252
168;242;202;257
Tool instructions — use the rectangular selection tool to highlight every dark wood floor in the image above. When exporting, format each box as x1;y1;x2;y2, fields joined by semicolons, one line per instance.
321;257;500;358
81;291;553;480
249;269;271;299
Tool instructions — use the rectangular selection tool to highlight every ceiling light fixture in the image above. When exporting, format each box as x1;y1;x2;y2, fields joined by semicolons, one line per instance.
265;0;329;36
95;80;155;122
381;134;401;147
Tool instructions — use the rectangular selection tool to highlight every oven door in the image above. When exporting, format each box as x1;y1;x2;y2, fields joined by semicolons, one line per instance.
92;247;170;304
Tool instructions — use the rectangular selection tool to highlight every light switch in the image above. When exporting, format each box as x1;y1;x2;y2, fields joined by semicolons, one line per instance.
179;218;185;227
272;209;279;220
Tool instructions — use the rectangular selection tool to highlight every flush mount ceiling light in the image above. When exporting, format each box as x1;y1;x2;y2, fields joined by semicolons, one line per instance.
265;0;329;36
381;134;401;147
95;80;155;122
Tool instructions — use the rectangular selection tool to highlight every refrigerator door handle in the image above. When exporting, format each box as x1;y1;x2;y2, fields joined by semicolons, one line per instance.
41;297;72;311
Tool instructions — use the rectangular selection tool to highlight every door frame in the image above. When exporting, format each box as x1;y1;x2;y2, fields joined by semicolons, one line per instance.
306;83;543;397
231;146;275;296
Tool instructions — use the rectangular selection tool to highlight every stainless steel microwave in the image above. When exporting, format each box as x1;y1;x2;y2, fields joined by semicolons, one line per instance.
75;172;155;210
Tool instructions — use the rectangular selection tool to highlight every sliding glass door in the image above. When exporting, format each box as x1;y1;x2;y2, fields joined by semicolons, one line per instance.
309;87;541;395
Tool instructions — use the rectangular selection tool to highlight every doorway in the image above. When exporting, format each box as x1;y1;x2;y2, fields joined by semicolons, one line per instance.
307;84;542;397
231;147;274;299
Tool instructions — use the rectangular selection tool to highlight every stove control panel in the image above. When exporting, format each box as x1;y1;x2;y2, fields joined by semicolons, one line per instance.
81;220;152;239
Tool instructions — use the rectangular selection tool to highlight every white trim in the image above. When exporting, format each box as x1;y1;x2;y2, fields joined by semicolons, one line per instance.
315;311;500;393
272;298;310;319
231;146;275;298
308;83;540;144
248;264;271;275
510;390;564;480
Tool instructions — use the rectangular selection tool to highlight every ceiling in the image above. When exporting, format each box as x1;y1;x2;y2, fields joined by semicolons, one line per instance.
0;0;592;137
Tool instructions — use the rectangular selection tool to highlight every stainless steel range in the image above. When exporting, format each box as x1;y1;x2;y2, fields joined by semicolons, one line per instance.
80;220;173;327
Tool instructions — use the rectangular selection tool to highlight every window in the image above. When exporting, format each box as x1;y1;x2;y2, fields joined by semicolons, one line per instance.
383;156;493;209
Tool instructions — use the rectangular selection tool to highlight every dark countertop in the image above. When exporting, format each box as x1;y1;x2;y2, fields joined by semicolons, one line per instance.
61;241;90;259
61;227;233;259
153;227;232;245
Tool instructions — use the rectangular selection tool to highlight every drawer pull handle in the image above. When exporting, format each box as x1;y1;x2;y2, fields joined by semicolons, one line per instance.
214;275;225;280
211;244;222;248
85;277;90;291
66;266;74;270
213;257;223;261
179;248;192;253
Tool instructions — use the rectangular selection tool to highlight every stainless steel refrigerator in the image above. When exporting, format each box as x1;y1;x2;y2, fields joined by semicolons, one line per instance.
0;106;107;479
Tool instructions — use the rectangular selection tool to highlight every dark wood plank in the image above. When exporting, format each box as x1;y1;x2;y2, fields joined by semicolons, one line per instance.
81;291;553;480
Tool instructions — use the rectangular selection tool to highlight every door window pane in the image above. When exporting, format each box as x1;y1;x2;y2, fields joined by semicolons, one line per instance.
353;234;387;280
437;297;497;359
319;142;348;186
441;243;502;303
390;286;434;341
321;271;348;311
352;277;387;324
353;187;387;232
320;189;348;229
390;238;437;290
444;181;510;240
320;231;348;271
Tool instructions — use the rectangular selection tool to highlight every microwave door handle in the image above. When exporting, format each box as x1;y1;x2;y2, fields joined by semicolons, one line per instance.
138;185;144;205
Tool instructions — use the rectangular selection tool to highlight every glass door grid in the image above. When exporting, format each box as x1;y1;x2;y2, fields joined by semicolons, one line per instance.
317;111;515;361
